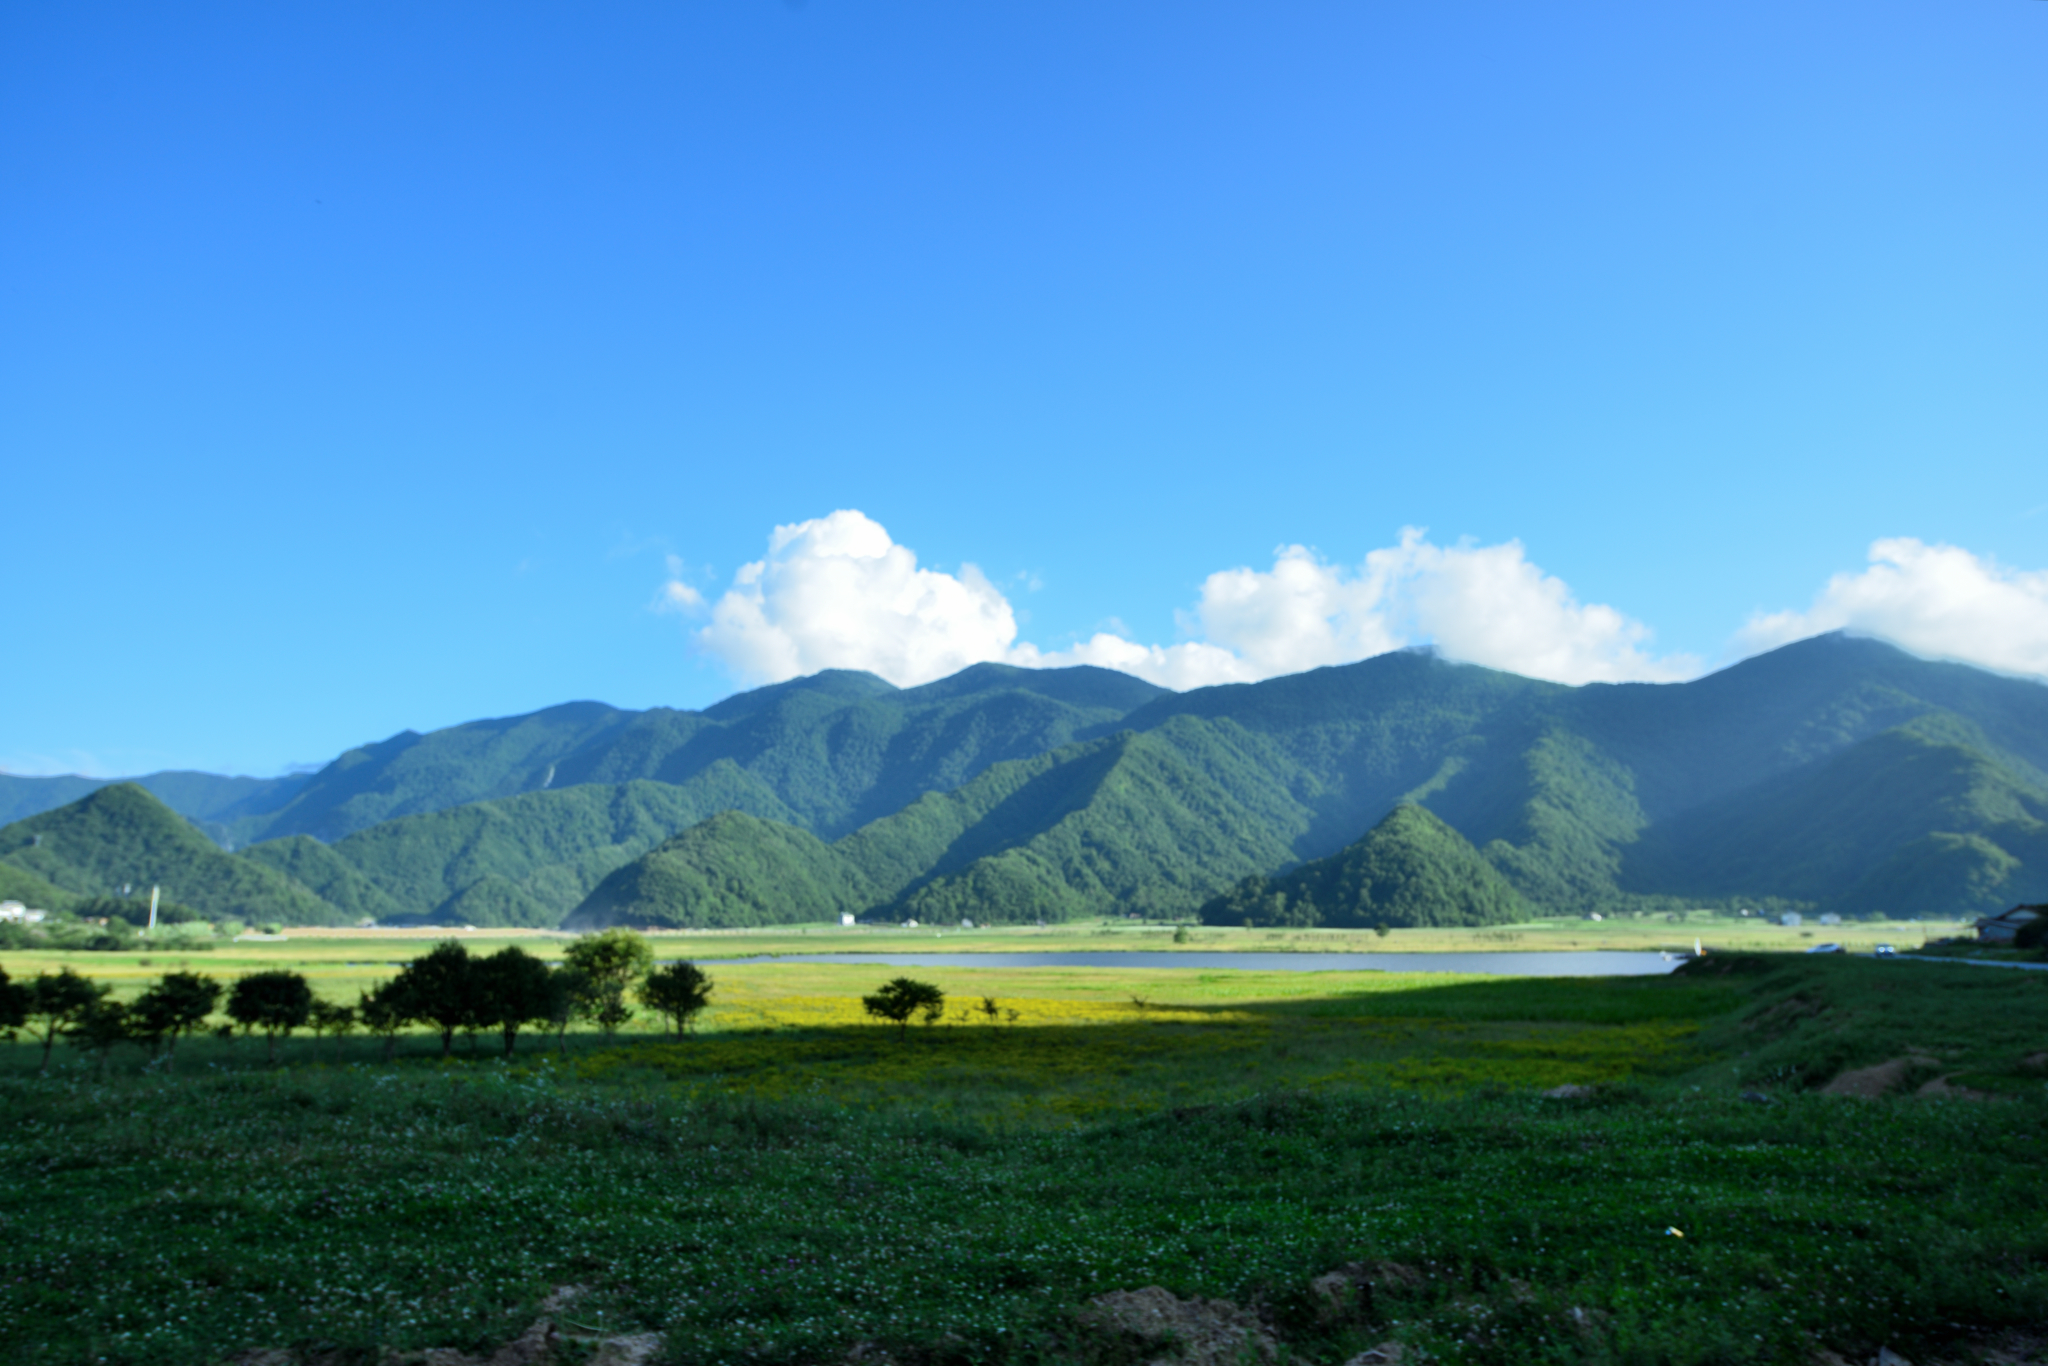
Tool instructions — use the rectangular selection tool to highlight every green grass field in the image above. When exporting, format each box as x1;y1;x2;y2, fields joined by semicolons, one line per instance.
2;943;2043;1365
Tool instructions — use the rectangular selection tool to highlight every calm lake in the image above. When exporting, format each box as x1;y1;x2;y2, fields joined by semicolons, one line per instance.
713;950;1686;977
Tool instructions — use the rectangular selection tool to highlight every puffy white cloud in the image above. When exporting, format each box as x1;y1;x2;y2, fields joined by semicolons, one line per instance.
1021;531;1693;688
690;511;1694;692
1383;532;1699;684
697;510;1023;687
1739;538;2048;678
1015;633;1264;691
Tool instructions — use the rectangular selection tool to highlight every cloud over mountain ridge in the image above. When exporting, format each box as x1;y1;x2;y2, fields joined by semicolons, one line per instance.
670;511;2048;692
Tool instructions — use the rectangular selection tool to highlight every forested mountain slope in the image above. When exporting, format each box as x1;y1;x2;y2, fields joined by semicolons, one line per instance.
9;635;2046;928
564;722;1309;928
0;784;336;924
213;664;1166;845
571;636;2048;928
240;766;802;927
1198;804;1531;929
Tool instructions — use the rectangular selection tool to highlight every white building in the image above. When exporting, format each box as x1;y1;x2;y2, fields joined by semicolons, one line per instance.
0;900;46;924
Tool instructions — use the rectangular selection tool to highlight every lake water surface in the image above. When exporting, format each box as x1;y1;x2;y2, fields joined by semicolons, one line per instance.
714;950;1685;977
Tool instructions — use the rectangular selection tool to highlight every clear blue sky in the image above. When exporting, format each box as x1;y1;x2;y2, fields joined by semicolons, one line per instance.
4;2;2044;777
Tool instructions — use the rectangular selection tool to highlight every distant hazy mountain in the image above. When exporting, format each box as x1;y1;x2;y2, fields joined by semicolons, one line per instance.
6;635;2044;929
0;770;310;841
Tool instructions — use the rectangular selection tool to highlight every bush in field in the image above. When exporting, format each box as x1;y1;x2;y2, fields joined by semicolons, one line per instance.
0;966;28;1037
389;940;479;1057
66;999;133;1075
641;960;714;1039
565;929;653;1038
132;971;223;1061
862;978;945;1038
225;971;314;1064
25;968;108;1072
545;965;589;1052
308;999;358;1061
474;945;555;1055
359;982;409;1062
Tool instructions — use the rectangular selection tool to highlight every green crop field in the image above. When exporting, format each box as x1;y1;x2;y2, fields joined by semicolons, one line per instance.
2;943;2043;1366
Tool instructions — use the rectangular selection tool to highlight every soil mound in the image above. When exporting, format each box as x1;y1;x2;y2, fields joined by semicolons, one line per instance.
1079;1285;1277;1366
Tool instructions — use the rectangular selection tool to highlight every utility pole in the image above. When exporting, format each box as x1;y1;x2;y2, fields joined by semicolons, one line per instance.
148;885;160;936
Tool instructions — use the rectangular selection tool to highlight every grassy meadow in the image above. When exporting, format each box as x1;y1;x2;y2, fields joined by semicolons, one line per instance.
2;931;2043;1365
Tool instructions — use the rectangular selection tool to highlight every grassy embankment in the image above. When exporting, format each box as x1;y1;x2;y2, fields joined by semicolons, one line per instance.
2;948;2043;1366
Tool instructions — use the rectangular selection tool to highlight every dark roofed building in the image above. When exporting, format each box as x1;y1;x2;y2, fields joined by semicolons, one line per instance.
1974;904;2045;945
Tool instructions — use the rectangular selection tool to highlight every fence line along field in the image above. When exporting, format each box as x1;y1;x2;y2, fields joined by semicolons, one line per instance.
1;930;2043;1366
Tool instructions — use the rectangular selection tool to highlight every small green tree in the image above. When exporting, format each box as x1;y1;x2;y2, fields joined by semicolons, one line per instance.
545;965;589;1053
225;970;314;1064
861;978;945;1039
67;999;134;1076
359;982;410;1063
132;971;222;1063
389;940;478;1057
26;968;108;1072
474;946;555;1055
309;999;358;1062
979;995;1000;1025
564;929;654;1039
640;961;714;1040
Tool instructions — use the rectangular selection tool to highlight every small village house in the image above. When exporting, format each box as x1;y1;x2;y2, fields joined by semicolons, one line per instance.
1974;904;2044;945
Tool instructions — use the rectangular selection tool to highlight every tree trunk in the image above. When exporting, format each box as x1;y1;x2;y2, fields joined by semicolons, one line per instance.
266;1031;278;1066
502;1025;517;1056
440;1028;454;1057
382;1033;397;1064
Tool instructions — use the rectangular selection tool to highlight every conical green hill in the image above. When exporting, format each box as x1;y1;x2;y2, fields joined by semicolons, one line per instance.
0;783;338;924
1200;803;1529;929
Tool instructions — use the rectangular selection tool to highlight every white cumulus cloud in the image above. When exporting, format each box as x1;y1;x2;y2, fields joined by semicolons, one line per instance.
1021;531;1694;687
1382;531;1699;684
697;510;1023;687
1739;538;2048;678
689;511;1694;692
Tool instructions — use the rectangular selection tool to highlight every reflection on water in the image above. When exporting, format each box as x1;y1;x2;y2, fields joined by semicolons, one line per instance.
711;950;1684;977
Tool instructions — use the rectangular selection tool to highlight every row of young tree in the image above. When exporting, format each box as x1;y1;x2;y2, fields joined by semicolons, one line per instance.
0;929;715;1072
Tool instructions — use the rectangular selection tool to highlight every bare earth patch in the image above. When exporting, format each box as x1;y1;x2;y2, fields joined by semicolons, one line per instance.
1819;1052;1936;1098
1079;1286;1278;1366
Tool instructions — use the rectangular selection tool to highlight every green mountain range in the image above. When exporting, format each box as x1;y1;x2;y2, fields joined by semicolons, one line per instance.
4;634;2045;929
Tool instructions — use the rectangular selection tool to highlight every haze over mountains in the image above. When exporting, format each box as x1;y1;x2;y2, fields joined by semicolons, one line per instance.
4;634;2046;929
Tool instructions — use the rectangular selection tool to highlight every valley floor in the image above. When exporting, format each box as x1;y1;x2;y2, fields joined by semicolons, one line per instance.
2;953;2042;1365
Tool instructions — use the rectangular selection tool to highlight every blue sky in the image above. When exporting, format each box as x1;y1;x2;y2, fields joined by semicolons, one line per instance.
4;2;2045;778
